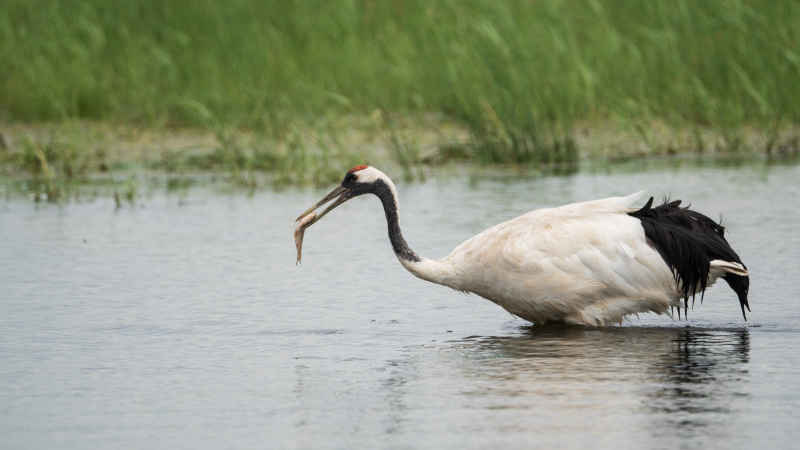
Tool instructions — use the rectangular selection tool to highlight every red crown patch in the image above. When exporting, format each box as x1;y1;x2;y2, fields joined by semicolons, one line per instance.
348;164;369;173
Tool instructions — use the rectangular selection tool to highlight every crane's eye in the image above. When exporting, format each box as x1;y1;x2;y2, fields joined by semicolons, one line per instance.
342;172;357;186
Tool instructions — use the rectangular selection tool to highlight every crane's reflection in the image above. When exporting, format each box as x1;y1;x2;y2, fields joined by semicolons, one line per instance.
433;325;750;436
644;327;750;427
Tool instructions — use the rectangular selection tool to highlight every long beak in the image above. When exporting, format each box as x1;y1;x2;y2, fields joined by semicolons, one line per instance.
295;185;352;226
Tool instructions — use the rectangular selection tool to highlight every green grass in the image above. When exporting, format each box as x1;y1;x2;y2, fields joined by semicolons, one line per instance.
2;0;800;168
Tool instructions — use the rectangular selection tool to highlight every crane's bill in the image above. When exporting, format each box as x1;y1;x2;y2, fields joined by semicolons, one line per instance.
294;185;353;264
295;185;350;223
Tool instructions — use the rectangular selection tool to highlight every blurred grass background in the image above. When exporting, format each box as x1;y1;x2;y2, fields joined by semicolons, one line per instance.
1;0;799;188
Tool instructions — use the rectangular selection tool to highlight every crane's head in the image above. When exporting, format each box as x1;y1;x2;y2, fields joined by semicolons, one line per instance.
295;165;395;227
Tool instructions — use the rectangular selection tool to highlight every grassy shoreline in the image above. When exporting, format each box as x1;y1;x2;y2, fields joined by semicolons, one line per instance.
1;119;797;196
3;1;800;165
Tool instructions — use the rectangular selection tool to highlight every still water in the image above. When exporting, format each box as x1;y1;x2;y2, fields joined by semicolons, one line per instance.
2;162;799;449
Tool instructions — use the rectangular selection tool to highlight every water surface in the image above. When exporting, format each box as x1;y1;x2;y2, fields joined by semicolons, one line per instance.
2;163;799;449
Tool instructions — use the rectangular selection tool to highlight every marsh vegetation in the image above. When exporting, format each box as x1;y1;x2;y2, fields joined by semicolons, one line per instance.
1;0;799;199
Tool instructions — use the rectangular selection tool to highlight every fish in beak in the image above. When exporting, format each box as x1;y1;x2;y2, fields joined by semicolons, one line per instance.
294;185;353;264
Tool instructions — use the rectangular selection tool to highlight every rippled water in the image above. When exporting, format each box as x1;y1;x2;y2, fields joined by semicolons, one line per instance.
2;162;799;449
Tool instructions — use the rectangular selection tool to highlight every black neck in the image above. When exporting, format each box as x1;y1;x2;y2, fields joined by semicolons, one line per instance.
373;180;420;262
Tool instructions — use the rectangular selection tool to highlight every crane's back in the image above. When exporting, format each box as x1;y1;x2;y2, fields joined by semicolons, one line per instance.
443;193;682;325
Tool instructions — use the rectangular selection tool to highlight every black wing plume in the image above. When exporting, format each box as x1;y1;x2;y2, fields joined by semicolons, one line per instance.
629;197;750;319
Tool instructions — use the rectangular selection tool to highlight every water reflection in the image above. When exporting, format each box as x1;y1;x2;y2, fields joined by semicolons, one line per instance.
440;326;750;434
381;357;413;435
645;328;750;432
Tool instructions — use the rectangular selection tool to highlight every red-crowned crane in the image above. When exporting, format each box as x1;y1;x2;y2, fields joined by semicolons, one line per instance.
295;165;750;326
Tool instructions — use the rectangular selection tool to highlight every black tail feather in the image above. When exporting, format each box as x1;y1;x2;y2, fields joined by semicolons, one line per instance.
629;197;750;320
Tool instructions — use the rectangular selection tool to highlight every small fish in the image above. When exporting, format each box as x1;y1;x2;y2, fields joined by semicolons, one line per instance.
294;212;317;264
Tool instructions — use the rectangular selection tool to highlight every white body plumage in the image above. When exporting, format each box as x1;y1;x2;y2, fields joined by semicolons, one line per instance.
405;193;683;325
